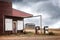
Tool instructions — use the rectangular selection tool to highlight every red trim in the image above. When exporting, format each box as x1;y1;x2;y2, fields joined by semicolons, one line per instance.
12;9;33;18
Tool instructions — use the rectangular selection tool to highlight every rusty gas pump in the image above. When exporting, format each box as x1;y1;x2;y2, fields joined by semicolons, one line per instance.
35;26;40;34
44;26;49;34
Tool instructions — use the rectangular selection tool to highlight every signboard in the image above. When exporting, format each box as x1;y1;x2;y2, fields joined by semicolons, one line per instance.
17;20;23;30
5;18;13;31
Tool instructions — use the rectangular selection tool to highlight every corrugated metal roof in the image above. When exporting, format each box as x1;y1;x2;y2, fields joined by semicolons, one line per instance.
12;9;33;18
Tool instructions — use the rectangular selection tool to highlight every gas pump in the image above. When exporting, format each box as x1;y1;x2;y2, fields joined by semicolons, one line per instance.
44;26;49;34
35;26;40;34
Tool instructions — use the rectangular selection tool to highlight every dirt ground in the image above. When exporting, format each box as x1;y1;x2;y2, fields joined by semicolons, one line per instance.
0;29;60;40
0;35;60;40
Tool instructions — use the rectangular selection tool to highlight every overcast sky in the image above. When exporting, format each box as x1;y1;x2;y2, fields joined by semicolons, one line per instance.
12;0;60;29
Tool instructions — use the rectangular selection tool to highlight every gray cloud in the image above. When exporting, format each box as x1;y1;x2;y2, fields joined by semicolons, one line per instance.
12;0;60;28
12;0;49;7
31;1;60;25
12;0;48;3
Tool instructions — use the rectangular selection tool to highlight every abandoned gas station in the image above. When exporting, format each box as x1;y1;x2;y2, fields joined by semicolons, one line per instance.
0;0;33;34
0;0;49;34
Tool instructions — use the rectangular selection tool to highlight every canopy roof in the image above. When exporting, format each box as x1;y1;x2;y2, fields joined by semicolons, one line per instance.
12;9;33;18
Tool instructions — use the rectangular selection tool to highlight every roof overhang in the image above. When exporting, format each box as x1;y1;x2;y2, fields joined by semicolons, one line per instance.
12;9;33;18
5;9;33;18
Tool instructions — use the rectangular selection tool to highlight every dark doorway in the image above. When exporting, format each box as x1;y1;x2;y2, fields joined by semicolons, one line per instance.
13;21;17;33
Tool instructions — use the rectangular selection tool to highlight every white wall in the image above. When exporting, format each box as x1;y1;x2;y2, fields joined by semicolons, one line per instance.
5;19;23;31
17;20;23;30
5;18;13;31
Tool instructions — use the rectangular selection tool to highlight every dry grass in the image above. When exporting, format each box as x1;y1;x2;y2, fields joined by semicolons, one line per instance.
49;29;60;35
24;29;60;35
0;35;60;40
0;29;60;40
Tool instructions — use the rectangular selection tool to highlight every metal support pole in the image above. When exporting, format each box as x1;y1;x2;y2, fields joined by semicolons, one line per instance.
40;15;42;34
23;19;24;32
24;15;42;34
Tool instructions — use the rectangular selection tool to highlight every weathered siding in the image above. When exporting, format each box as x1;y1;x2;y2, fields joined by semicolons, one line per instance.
0;1;12;34
0;1;12;16
0;1;3;34
0;14;3;34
